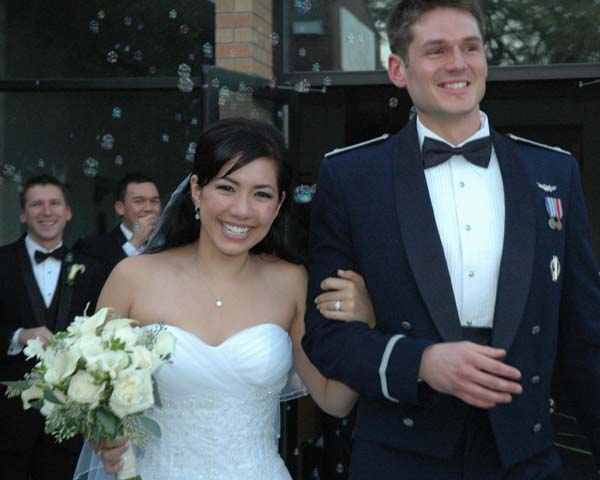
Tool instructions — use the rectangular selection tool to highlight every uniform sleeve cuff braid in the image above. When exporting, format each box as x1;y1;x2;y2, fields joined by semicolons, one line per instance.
379;334;406;403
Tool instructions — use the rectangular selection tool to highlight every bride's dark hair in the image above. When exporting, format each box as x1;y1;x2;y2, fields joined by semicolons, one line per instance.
147;117;301;264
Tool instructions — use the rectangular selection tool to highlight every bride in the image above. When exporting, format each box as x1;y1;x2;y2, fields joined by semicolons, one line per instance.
77;118;374;479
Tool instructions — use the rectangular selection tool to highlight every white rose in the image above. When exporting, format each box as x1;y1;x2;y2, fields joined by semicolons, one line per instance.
109;370;154;418
67;308;110;337
104;318;138;330
103;326;140;348
21;385;44;410
96;350;129;379
152;330;176;359
72;335;105;368
43;350;80;385
67;371;105;407
23;337;46;361
127;346;155;372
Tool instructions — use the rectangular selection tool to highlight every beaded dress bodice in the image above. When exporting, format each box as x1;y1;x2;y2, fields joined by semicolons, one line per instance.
135;323;293;480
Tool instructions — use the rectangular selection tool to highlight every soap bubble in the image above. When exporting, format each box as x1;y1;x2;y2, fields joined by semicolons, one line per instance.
106;51;118;63
83;157;99;177
177;76;194;93
100;133;115;150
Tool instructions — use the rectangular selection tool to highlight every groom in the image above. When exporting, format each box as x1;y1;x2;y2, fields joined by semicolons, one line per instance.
303;0;600;478
0;175;103;480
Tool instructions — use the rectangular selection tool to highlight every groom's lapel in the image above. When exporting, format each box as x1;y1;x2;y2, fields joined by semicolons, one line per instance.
392;122;463;342
490;132;536;349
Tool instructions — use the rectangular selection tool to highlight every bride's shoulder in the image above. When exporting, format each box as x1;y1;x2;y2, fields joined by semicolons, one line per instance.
255;254;307;287
110;246;190;281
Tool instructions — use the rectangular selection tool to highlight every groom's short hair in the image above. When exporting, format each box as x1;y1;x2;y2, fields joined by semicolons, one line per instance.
386;0;486;63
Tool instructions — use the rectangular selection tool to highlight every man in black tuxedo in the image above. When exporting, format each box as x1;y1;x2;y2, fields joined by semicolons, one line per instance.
303;1;600;478
0;175;103;479
74;172;161;277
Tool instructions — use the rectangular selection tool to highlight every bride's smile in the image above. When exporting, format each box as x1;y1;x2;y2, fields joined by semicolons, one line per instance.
193;156;285;258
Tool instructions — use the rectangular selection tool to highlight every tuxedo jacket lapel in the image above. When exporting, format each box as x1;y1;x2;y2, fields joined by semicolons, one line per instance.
110;225;127;248
491;132;536;349
15;239;46;327
55;259;73;333
393;122;463;342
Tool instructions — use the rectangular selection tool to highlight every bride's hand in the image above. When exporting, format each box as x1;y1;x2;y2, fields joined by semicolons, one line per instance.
90;437;128;474
315;269;375;329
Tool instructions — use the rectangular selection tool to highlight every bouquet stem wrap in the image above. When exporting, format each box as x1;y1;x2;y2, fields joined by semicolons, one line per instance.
117;443;140;480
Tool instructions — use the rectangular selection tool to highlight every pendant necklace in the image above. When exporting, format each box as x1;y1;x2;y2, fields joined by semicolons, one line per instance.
198;275;224;308
194;255;250;309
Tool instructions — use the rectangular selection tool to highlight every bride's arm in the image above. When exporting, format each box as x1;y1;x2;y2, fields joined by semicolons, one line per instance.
290;267;374;418
86;260;139;475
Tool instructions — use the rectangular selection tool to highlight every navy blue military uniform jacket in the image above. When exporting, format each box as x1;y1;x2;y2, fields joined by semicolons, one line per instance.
302;119;600;468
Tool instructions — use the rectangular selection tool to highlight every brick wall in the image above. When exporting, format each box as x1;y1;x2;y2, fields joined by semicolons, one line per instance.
215;0;273;80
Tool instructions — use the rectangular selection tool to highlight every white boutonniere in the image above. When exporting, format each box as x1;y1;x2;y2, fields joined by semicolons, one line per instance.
67;263;86;286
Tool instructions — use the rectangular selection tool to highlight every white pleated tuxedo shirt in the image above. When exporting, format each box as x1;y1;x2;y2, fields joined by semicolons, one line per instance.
417;112;505;328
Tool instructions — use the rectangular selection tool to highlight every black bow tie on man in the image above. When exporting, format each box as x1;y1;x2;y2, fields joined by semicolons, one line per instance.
34;246;67;264
422;136;492;169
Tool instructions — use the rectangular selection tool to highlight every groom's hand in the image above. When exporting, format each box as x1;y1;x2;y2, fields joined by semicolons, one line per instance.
419;342;523;409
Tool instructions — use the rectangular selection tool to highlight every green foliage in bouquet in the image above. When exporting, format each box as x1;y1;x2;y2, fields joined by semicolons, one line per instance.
2;307;176;448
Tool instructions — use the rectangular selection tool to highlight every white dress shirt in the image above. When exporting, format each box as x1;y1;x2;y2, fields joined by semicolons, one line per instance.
8;235;63;355
418;112;505;327
120;223;143;256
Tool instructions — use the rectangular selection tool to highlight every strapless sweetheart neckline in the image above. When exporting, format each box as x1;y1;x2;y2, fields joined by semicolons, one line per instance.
75;320;295;479
155;322;288;349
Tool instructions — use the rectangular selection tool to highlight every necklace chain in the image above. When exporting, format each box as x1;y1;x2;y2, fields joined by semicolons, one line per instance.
193;254;251;309
195;271;225;308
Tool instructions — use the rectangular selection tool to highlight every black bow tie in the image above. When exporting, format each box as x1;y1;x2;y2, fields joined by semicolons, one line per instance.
34;246;67;264
422;136;492;169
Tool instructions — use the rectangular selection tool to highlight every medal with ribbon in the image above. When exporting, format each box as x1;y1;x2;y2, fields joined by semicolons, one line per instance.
545;197;563;231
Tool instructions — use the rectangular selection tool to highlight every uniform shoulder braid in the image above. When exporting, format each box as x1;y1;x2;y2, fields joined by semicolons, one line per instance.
324;134;390;158
506;133;571;156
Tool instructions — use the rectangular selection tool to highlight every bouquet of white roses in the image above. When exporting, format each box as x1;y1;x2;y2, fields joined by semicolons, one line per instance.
2;307;176;480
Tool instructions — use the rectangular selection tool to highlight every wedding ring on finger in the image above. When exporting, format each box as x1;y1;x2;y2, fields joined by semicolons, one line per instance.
334;300;342;312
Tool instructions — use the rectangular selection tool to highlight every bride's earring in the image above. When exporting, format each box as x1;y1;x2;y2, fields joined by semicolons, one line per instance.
194;207;201;220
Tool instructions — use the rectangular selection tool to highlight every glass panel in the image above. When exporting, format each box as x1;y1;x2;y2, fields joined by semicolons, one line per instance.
0;0;287;244
0;0;215;79
0;90;206;244
283;0;600;72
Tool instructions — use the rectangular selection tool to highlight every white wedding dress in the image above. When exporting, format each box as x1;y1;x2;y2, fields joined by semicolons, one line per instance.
75;323;300;480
